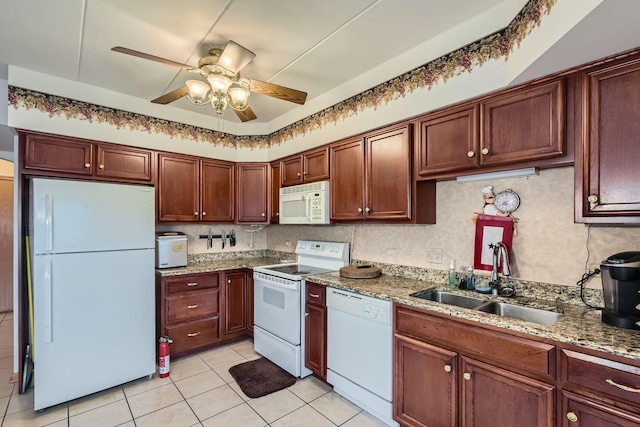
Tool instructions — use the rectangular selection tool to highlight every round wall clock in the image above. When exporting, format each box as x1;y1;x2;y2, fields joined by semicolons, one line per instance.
494;189;520;213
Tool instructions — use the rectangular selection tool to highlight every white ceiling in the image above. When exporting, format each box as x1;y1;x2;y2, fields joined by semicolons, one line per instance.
1;0;640;142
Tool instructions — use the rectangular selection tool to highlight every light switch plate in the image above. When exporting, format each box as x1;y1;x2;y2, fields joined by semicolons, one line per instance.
427;248;443;264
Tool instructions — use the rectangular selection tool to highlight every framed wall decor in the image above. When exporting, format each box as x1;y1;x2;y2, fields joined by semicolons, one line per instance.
473;214;514;272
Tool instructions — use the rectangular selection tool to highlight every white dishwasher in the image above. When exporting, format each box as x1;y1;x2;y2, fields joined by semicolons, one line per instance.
326;288;398;427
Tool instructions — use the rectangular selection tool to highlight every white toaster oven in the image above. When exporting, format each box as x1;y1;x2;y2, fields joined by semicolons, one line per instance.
155;232;188;268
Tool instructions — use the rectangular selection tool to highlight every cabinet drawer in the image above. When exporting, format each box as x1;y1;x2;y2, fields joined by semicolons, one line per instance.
561;349;640;405
166;289;219;323
395;304;555;377
306;282;326;305
166;317;219;355
165;273;219;294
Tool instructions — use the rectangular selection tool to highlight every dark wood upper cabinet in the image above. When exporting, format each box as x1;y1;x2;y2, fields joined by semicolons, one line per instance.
330;137;366;221
157;153;200;222
280;146;329;187
201;160;235;223
416;78;568;180
480;78;566;166
21;131;154;184
236;163;269;224
575;56;640;223
416;103;479;176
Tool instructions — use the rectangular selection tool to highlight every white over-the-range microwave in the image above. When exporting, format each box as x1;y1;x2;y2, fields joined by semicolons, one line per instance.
279;181;330;224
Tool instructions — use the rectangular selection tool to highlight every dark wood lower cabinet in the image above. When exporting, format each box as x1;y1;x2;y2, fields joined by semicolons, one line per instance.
305;282;327;380
561;391;640;427
222;269;252;340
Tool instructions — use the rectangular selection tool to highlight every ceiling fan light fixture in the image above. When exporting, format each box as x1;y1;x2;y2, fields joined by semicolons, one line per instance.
185;80;211;105
207;74;233;93
227;79;251;111
211;91;229;115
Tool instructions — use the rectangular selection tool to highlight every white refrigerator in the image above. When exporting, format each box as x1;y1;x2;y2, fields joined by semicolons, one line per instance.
31;178;156;411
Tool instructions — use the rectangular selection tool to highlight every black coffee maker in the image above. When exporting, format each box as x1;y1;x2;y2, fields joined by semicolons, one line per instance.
600;251;640;330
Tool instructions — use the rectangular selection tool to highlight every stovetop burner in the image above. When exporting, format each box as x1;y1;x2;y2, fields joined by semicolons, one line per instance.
262;264;329;276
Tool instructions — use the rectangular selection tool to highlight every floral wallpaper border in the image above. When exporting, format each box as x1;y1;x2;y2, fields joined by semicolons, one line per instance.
8;0;556;150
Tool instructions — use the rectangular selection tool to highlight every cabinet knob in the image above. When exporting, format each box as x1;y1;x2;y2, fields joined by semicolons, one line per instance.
587;194;599;203
467;151;475;158
358;207;363;213
98;164;105;170
463;372;471;381
84;163;91;168
228;279;231;283
481;148;489;155
444;364;452;373
365;207;371;213
261;212;266;217
305;312;309;317
194;212;199;216
566;412;578;423
297;172;301;177
303;171;308;175
202;212;207;216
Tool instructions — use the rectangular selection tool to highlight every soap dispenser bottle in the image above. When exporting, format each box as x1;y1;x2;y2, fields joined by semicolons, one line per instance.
466;266;475;290
448;260;457;289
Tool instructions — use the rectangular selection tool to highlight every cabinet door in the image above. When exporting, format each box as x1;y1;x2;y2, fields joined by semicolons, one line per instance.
561;391;640;427
480;79;565;167
222;270;249;338
304;302;327;380
330;138;365;221
394;335;457;427
461;357;554;427
365;124;412;221
96;144;153;183
417;104;479;177
303;147;330;183
236;163;269;223
270;161;280;223
201;160;235;222
23;133;93;176
281;155;304;187
576;58;640;222
157;154;200;222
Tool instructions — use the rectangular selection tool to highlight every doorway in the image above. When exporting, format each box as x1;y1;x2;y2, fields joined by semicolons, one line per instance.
0;176;13;312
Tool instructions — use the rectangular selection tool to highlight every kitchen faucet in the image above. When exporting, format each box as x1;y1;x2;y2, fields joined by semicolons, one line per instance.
489;242;512;295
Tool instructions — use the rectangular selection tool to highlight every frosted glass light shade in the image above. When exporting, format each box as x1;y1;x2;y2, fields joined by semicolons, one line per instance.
185;80;211;105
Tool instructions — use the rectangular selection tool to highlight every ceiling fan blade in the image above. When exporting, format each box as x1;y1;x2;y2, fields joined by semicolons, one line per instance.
234;106;257;122
151;86;190;104
218;41;256;74
112;46;192;70
249;79;307;105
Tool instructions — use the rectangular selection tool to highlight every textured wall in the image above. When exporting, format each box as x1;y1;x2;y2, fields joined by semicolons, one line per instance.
266;167;640;289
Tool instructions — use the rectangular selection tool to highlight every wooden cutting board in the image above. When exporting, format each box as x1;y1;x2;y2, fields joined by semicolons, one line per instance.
339;265;381;279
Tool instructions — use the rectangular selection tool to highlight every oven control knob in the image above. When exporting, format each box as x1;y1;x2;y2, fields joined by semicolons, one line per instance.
299;243;306;249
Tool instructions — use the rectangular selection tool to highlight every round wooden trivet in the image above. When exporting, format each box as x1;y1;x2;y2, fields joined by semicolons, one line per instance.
339;265;381;279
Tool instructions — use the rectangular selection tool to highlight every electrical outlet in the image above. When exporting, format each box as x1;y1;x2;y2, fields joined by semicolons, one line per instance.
387;248;398;256
284;240;291;247
427;248;443;264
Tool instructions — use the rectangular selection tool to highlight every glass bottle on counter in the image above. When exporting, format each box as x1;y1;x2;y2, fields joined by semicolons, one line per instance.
466;266;475;290
448;259;457;289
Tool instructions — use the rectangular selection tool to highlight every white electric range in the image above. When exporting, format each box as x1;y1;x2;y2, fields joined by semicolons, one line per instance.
253;240;350;377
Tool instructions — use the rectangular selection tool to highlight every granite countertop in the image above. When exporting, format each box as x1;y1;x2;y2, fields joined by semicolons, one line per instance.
306;271;640;362
155;256;639;362
155;257;281;276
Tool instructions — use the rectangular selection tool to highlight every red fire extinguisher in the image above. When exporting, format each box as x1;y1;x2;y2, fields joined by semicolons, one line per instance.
159;336;173;378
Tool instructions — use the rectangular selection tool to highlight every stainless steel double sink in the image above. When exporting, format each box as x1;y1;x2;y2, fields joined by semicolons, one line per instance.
410;289;561;325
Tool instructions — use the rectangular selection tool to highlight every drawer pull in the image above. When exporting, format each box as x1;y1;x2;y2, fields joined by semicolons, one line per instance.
187;304;198;309
187;332;200;337
309;293;320;298
606;378;640;393
444;364;452;373
187;282;199;286
566;412;578;423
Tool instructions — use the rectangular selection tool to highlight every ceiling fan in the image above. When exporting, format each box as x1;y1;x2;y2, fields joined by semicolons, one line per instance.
111;41;307;122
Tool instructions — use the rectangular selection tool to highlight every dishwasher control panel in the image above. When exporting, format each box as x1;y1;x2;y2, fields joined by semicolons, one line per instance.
326;288;391;325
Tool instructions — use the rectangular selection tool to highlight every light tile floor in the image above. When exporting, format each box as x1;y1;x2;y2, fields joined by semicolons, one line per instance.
0;313;387;427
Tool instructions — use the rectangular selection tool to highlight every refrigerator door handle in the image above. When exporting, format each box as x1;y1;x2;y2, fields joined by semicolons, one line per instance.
44;194;53;251
43;257;53;343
